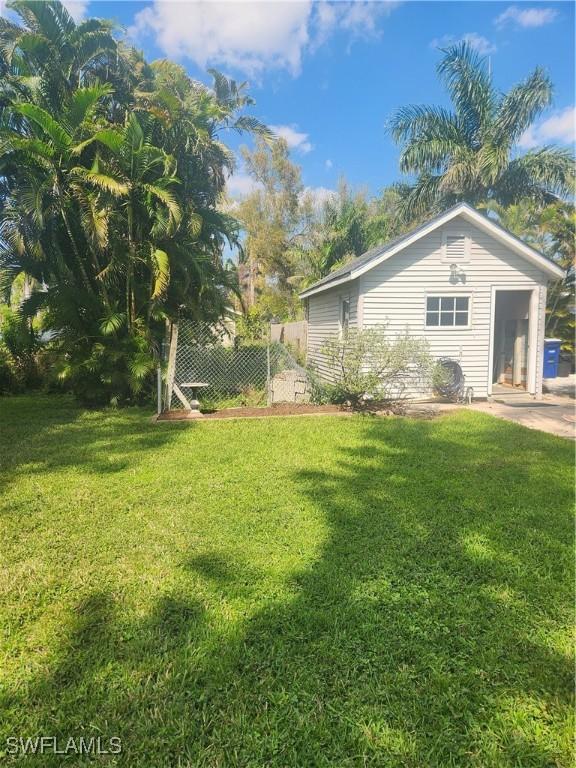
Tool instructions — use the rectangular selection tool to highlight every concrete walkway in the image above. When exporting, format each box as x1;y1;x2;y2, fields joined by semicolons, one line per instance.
407;376;576;439
471;374;576;439
543;373;576;399
470;395;575;440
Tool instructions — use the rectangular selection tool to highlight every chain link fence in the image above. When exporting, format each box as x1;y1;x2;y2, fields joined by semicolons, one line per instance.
164;320;314;412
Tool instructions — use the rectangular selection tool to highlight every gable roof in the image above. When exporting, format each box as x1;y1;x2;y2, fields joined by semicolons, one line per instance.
299;202;565;299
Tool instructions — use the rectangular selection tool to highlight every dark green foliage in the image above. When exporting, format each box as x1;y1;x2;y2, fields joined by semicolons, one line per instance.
0;1;266;404
0;342;19;393
0;305;41;392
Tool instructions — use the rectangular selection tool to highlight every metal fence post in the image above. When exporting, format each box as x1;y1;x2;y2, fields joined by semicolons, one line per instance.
156;365;162;416
266;343;271;406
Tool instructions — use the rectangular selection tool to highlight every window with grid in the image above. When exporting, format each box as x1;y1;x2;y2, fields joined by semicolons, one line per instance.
426;296;470;327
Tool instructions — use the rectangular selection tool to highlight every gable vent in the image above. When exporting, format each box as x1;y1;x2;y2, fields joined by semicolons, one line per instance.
445;234;467;260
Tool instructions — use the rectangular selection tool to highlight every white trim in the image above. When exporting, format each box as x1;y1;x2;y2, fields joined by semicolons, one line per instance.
300;203;564;299
528;287;539;395
165;322;178;410
338;294;350;338
487;285;538;397
487;287;497;397
535;285;546;399
424;294;472;330
299;274;352;299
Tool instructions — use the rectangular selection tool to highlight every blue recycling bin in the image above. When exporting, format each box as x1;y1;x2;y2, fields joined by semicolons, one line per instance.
543;338;561;379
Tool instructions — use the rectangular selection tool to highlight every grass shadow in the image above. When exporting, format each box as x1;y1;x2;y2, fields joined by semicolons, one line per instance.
0;395;185;493
1;409;573;766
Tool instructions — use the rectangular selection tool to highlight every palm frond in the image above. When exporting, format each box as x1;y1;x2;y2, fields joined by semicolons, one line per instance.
388;105;461;144
144;184;182;229
493;67;552;146
497;147;575;205
71;165;130;196
80;127;124;155
399;136;461;174
233;115;274;139
64;83;113;131
99;310;126;335
437;42;494;141
150;248;170;299
395;175;450;221
188;211;203;238
14;102;71;149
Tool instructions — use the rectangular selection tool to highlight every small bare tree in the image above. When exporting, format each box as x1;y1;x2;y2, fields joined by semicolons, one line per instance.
321;325;436;407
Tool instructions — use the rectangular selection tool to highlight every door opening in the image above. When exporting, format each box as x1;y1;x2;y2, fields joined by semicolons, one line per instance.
491;290;533;393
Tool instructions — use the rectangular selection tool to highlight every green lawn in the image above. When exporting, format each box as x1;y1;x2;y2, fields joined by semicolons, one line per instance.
0;396;573;767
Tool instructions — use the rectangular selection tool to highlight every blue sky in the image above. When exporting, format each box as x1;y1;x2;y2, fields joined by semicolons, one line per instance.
58;1;576;200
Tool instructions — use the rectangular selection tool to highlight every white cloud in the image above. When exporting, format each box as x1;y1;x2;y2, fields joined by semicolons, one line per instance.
0;0;89;21
518;106;575;149
130;1;311;76
312;1;399;52
495;6;558;29
338;1;398;35
302;185;336;209
130;0;400;77
226;171;262;199
325;159;333;169
269;124;312;154
61;0;89;23
431;32;496;55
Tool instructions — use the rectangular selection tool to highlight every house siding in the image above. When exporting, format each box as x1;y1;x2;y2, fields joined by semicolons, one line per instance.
305;216;549;398
361;221;547;398
307;280;360;381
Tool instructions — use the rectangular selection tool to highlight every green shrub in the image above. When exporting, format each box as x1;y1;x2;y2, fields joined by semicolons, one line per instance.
0;306;42;393
50;325;157;407
0;342;20;394
321;326;435;407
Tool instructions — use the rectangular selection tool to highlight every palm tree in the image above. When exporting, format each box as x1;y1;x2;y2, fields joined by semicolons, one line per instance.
0;0;120;111
388;43;574;219
0;0;268;403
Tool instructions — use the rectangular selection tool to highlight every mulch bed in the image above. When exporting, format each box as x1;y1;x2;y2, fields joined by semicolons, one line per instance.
155;401;421;421
157;403;348;420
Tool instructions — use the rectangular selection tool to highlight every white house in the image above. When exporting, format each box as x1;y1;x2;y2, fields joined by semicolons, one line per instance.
299;203;564;400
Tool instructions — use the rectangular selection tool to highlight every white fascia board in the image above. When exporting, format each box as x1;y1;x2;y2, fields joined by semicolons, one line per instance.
458;206;565;280
350;206;466;280
299;273;352;299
